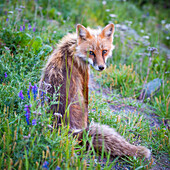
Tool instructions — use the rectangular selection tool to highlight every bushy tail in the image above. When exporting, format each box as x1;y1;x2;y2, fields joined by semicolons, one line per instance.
75;123;151;158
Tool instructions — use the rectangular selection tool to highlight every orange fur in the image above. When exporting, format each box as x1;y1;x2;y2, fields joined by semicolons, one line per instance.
39;24;151;158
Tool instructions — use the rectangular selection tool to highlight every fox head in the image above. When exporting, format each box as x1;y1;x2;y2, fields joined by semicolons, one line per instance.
76;23;115;71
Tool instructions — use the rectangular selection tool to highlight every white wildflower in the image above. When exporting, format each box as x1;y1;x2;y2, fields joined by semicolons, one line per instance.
54;113;62;117
57;12;61;16
102;1;106;5
115;24;121;28
20;5;25;9
47;125;53;129
140;30;144;33
23;134;31;139
8;11;13;14
109;14;117;18
125;20;132;26
121;25;128;31
143;35;149;39
161;20;166;24
165;24;170;30
106;9;110;12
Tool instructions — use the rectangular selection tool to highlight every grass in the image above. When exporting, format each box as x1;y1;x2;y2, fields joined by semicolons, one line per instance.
0;0;169;169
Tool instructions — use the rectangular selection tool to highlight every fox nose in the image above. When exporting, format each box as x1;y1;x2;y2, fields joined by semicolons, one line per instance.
98;65;105;71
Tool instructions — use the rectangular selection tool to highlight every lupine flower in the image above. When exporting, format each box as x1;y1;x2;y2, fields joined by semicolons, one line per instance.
24;105;31;114
27;82;33;99
42;161;49;169
55;166;61;170
23;25;25;31
28;24;32;30
33;27;36;32
27;89;30;99
25;113;30;125
29;82;33;89
32;84;38;100
20;26;23;31
6;18;9;22
40;91;44;105
41;91;48;105
32;119;37;125
24;104;31;125
18;90;24;100
5;72;7;78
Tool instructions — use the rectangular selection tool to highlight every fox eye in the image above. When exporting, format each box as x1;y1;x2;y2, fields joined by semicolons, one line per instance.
89;51;94;55
102;50;107;54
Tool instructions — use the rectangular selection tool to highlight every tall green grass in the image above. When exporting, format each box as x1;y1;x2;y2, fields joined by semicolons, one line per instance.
0;0;169;169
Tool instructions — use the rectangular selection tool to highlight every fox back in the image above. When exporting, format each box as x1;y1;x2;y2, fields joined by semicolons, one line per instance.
39;24;115;129
40;24;114;129
39;24;151;159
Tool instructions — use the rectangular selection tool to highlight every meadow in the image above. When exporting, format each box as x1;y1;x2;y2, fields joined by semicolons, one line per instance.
0;0;169;169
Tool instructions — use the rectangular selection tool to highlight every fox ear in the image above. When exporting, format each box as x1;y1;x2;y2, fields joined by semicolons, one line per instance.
76;24;91;41
101;23;114;39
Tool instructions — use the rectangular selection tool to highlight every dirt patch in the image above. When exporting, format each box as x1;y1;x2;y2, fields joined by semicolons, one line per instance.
89;73;162;128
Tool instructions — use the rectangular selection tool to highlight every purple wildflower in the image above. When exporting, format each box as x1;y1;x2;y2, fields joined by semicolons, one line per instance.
24;104;31;125
20;26;23;31
6;18;9;22
41;91;44;105
32;119;37;125
55;166;61;170
18;90;24;100
29;82;33;90
23;24;25;31
27;89;30;99
42;161;49;169
27;82;33;99
40;91;48;105
33;27;36;32
32;84;38;100
24;104;31;113
28;24;32;30
25;113;30;125
5;72;7;78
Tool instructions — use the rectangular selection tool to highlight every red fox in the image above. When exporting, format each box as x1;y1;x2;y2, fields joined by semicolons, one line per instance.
39;23;151;158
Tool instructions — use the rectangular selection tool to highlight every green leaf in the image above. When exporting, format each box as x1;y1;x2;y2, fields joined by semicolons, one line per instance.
21;33;32;46
31;36;43;52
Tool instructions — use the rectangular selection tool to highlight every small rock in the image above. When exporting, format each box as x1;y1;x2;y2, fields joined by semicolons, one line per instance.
141;78;162;99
